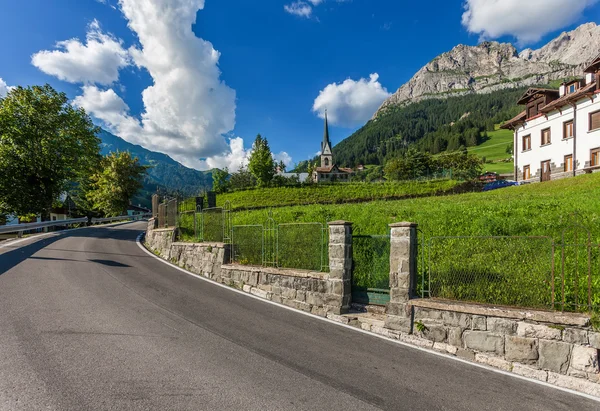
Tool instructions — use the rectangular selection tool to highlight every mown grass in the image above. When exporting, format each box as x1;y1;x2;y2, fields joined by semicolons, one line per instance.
467;127;514;175
230;173;600;310
231;173;600;240
217;179;463;211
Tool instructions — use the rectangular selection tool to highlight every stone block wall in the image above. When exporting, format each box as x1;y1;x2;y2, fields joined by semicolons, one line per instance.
145;218;353;318
220;265;347;316
410;301;600;396
170;242;229;282
145;219;177;259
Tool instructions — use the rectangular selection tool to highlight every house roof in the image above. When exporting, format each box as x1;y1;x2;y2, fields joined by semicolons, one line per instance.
516;88;559;105
540;81;597;113
500;111;526;129
315;165;353;174
584;53;600;73
128;204;151;212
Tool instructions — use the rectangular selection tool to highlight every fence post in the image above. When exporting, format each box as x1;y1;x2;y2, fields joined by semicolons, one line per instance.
328;221;352;315
385;222;418;333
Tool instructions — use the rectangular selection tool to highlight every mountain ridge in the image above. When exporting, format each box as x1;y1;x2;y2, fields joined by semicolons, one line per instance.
375;22;600;117
98;129;212;205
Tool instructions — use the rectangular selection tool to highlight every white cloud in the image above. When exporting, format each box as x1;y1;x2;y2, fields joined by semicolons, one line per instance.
53;0;237;170
273;151;293;167
462;0;599;45
31;19;130;85
0;78;13;98
284;0;348;18
199;137;292;172
284;1;313;18
312;73;391;128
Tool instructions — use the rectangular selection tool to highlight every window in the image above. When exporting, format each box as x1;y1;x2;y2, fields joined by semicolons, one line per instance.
563;120;574;139
567;84;577;94
527;105;537;118
590;110;600;131
564;155;573;172
523;165;531;180
522;134;531;151
541;128;551;145
324;158;329;167
592;148;600;167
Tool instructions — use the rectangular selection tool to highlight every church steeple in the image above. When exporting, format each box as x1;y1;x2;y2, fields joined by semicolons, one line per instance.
320;110;333;168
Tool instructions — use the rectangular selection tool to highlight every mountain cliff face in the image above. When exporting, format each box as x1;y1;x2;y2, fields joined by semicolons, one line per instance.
375;23;600;117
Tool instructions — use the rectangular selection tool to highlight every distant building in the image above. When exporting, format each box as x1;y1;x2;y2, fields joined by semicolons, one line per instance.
502;54;600;182
127;204;151;218
312;111;354;183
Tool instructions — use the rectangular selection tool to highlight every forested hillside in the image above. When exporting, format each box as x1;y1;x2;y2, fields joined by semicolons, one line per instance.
99;130;212;206
331;87;526;167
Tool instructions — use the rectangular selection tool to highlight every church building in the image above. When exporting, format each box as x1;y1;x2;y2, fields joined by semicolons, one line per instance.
312;111;354;183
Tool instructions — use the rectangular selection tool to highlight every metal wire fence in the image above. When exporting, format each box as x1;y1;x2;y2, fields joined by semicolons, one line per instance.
278;223;327;271
231;225;263;266
352;235;391;306
424;236;556;310
201;208;225;242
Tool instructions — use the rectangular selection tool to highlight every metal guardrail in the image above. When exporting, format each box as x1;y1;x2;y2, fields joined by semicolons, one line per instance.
0;213;152;236
0;218;88;235
91;214;151;224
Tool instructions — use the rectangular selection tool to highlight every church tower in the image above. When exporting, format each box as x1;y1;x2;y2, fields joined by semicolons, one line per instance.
320;110;333;168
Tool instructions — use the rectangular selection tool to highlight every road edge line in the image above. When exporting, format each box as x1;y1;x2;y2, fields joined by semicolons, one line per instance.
135;233;600;403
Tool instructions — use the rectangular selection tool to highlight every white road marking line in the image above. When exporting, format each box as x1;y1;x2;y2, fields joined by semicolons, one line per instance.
136;233;600;402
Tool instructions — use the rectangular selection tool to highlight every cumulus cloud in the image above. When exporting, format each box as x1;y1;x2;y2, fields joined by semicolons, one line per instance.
0;78;13;98
462;0;599;45
56;0;236;169
312;73;391;128
34;0;290;171
31;19;130;85
199;137;292;172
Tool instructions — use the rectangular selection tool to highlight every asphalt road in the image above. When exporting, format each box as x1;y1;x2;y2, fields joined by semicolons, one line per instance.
0;222;597;410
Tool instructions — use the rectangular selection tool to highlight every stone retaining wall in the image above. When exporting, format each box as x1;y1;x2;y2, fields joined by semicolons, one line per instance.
144;218;352;317
221;265;347;316
409;300;599;395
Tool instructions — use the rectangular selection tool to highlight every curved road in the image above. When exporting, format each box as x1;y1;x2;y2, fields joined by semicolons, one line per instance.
0;222;597;410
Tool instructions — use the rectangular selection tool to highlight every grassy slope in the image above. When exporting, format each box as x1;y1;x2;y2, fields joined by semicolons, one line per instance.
468;127;514;175
217;179;463;211
231;173;600;241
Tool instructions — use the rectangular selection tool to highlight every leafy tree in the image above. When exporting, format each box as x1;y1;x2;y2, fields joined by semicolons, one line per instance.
86;151;147;216
212;168;230;194
435;150;483;181
248;134;275;186
278;160;287;173
229;165;256;190
305;161;316;183
0;84;101;217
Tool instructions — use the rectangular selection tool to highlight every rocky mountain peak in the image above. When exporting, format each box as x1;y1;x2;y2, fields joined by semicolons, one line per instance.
374;23;600;118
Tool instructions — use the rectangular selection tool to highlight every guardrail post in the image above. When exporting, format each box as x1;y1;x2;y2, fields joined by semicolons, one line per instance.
328;221;352;314
385;222;418;333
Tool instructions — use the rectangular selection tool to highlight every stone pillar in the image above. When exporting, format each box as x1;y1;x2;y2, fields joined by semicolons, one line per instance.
328;221;353;314
385;222;418;333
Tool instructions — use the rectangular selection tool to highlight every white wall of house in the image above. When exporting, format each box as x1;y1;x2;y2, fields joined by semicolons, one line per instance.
515;92;600;182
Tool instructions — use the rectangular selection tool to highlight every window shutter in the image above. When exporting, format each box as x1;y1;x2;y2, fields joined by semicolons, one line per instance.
590;111;600;131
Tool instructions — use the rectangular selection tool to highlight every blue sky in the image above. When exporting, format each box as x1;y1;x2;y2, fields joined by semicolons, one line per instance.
1;0;600;170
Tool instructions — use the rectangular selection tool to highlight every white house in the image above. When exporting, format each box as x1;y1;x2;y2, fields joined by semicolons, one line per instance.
502;54;600;182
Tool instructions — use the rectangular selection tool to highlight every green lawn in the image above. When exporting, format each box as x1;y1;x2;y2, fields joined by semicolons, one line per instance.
468;127;514;175
217;179;463;211
231;172;600;241
229;173;600;309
